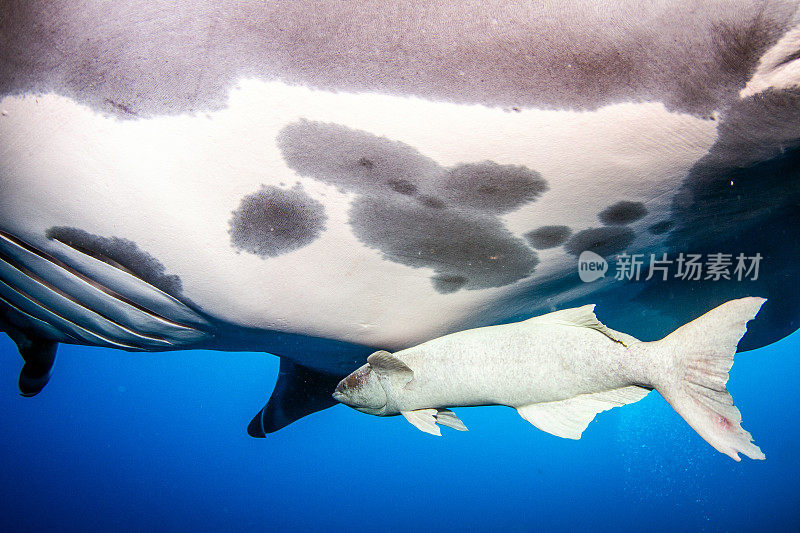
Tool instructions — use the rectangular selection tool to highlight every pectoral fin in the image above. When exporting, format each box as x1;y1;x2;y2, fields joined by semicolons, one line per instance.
401;408;468;435
367;350;414;389
402;408;441;435
517;386;651;439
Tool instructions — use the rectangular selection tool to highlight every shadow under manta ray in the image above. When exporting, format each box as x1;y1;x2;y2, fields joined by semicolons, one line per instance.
1;0;800;435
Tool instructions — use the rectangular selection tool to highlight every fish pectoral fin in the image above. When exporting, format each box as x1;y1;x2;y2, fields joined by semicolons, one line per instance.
526;305;638;346
435;408;468;431
517;386;651;439
401;408;468;435
401;409;441;436
367;350;414;388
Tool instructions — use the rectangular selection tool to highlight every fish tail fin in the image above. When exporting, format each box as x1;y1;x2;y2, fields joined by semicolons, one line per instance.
650;297;767;461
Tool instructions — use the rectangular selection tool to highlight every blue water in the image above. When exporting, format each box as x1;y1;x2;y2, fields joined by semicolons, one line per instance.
0;331;798;532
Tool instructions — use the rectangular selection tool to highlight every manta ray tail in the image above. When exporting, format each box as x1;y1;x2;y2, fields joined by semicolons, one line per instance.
650;297;767;461
248;358;344;437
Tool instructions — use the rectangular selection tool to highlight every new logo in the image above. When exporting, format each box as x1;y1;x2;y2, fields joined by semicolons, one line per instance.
578;251;607;282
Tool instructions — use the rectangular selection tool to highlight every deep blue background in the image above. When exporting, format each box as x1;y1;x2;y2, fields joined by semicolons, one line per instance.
0;329;798;532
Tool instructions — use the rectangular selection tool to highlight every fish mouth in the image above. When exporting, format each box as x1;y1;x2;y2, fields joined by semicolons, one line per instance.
331;382;347;404
332;390;352;408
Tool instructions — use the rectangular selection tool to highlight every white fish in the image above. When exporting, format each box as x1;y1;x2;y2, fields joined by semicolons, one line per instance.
333;297;767;461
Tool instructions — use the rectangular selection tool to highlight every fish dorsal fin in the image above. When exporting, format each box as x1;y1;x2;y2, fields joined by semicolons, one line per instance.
527;305;638;346
367;350;414;387
517;385;651;439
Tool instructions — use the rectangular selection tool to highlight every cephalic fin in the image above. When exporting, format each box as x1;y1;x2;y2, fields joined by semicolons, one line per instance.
401;407;468;435
0;315;58;397
18;337;57;397
247;358;344;437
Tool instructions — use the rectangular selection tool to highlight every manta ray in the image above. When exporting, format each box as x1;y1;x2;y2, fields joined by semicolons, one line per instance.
1;1;799;435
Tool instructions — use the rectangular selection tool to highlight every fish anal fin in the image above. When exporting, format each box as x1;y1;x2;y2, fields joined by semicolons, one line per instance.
527;305;638;346
247;358;343;437
517;386;651;439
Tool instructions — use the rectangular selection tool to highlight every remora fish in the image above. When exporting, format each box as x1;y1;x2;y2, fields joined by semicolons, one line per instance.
334;297;767;461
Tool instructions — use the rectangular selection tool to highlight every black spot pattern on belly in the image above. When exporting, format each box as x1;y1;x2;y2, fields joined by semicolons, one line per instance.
45;227;183;296
441;162;547;214
277;120;442;196
228;184;327;258
555;200;645;256
598;201;647;225
349;197;538;291
524;225;572;249
277;120;546;292
564;227;635;257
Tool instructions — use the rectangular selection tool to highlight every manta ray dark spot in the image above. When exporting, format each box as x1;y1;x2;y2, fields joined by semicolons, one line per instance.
277;120;440;195
564;227;635;257
648;220;675;235
45;227;183;296
524;225;572;249
350;197;538;293
598;201;647;225
277;121;548;214
228;184;326;258
277;120;547;292
431;275;468;294
441;162;547;214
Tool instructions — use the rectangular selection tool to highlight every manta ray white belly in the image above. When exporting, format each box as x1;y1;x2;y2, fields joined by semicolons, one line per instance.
0;81;718;348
